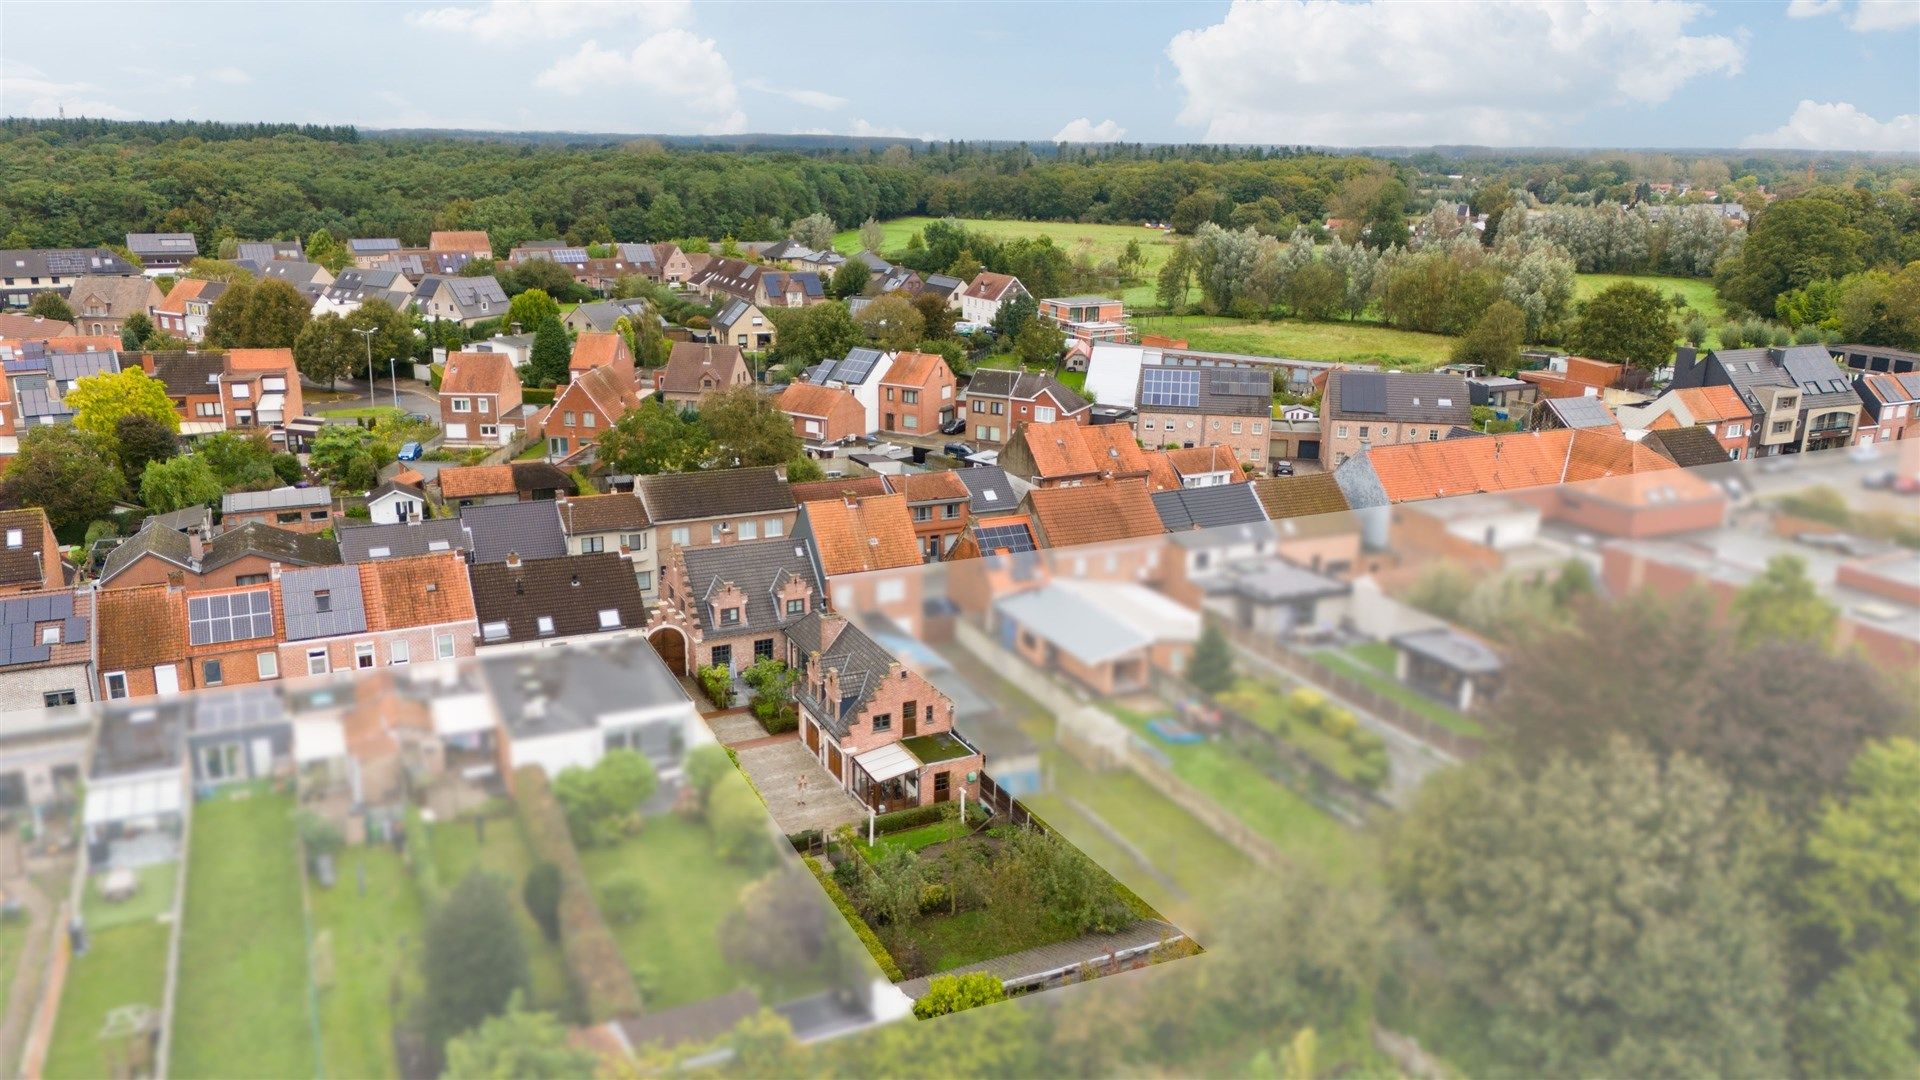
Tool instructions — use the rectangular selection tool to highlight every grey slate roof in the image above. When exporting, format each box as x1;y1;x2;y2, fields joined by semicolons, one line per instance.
459;500;567;565
954;466;1020;515
147;351;227;397
348;238;400;255
568;298;649;333
0;248;135;278
964;368;1091;414
1705;345;1860;413
279;564;368;641
636;466;795;524
713;298;753;330
336;518;473;563
125;233;198;258
419;274;509;319
1151;484;1269;531
324;268;407;302
678;536;823;635
470;552;647;645
101;519;339;584
786;612;900;736
223;486;332;514
1324;370;1472;425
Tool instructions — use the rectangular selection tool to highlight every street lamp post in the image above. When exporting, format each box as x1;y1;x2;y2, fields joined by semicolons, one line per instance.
351;327;376;402
389;358;399;410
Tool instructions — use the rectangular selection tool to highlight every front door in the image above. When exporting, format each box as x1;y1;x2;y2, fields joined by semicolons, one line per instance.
827;744;842;783
902;700;917;738
155;664;180;695
805;719;819;754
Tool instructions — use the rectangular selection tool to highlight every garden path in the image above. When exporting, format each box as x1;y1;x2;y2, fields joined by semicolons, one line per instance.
894;918;1185;999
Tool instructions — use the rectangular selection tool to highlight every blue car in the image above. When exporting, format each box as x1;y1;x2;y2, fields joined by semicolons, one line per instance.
397;441;422;462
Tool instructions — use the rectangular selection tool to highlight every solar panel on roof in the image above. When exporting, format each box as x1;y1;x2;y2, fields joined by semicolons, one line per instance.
1211;369;1271;397
1340;372;1387;414
973;522;1035;554
187;590;274;646
1140;367;1200;408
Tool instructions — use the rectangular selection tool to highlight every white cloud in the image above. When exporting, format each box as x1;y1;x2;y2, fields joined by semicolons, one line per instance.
1054;117;1127;143
536;30;746;134
1167;0;1744;145
408;0;689;42
1741;100;1920;151
0;65;135;119
206;67;252;85
1782;0;1919;29
743;79;846;111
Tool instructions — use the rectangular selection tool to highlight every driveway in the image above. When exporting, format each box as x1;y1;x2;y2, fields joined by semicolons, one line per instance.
733;738;865;836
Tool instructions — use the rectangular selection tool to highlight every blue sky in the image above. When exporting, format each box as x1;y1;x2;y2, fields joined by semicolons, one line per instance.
3;1;1915;151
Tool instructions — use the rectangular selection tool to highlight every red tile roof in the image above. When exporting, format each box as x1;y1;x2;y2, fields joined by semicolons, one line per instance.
441;351;517;396
570;332;629;373
881;350;948;387
800;494;922;575
359;552;476;630
1361;429;1676;503
1670;385;1751;424
1026;478;1164;548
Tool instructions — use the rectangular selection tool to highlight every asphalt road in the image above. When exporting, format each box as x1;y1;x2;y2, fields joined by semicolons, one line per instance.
303;376;438;418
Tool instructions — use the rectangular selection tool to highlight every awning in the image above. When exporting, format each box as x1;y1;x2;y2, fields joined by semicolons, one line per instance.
854;742;919;784
258;392;286;413
294;718;346;764
180;421;224;435
84;776;183;825
286;417;327;435
432;694;496;737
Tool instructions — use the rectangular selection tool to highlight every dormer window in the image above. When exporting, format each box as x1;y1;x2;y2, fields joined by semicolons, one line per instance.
785;598;807;617
720;606;741;626
4;529;20;548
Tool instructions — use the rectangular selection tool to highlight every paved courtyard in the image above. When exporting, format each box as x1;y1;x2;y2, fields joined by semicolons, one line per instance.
733;738;865;835
706;711;768;746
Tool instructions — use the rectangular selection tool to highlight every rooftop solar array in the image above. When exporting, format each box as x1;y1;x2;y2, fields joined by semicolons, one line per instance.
187;590;274;646
1340;371;1388;414
812;347;887;386
0;592;83;668
973;521;1036;554
1139;367;1200;408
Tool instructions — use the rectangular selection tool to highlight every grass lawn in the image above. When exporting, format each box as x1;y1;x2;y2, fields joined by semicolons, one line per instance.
908;907;1088;974
1134;314;1457;369
309;845;426;1080
576;814;800;1010
0;916;29;1036
515;440;551;461
1314;643;1485;739
170;791;318;1080
43;921;171;1080
1574;272;1723;322
426;810;571;1015
318;406;408;420
833;216;1177;309
82;862;177;931
1218;678;1373;784
1044;755;1253;903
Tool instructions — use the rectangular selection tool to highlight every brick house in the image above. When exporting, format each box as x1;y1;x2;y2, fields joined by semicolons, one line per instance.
569;332;634;382
655;342;752;407
788;611;980;813
960;369;1091;447
440;351;526;449
95;584;191;699
1853;372;1920;445
777;381;866;452
221;486;334;534
545;361;649;461
141;348;303;440
647;536;826;676
793;493;924;633
99;520;338;591
0;589;94;709
637;466;798;554
877;350;957;437
1619;384;1753;460
1023;478;1166;549
556;493;657;596
437;461;573;508
276;554;479;678
890;471;971;560
149;278;222;342
0;508;65;593
68;275;164;337
1319;370;1473;467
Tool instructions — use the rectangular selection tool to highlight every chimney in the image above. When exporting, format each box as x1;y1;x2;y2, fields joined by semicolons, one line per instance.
186;528;205;565
165;569;185;592
825;666;842;718
505;551;521;569
818;613;847;652
268;560;283;580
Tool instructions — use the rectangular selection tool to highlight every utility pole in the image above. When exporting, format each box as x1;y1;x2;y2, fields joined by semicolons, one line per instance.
351;326;376;402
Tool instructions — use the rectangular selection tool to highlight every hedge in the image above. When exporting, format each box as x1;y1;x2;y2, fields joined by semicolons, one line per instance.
512;765;644;1022
804;855;902;982
521;386;556;405
873;804;948;835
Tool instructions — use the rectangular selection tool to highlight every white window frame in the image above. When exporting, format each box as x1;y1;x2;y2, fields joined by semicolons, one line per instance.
390;638;410;665
307;649;330;676
436;632;456;660
104;671;128;699
257;652;278;679
451;397;472;413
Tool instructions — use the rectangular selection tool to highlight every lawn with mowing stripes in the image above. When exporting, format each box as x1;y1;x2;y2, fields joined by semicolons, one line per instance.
170;790;318;1080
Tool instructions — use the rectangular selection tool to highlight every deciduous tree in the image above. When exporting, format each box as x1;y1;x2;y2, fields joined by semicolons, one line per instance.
855;294;923;351
138;453;224;513
1451;298;1526;373
596;399;711;475
26;291;73;322
1566;280;1676;369
421;872;532;1051
702;384;802;468
118;311;154;351
442;996;595;1079
114;412;179;487
65;367;179;441
508;288;561;334
789;212;836;250
0;426;126;530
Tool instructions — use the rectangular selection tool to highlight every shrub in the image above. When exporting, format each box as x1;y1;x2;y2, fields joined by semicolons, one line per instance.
696;664;735;708
599;873;649;924
421;871;531;1051
912;973;1007;1019
521;386;556;405
708;775;773;866
512;766;643;1022
553;749;657;847
803;855;902;981
1318;707;1359;740
872;804;947;835
684;743;734;811
523;862;562;942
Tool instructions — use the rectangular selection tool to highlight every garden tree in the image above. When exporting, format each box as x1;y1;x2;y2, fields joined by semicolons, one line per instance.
911;291;959;340
1012;320;1064;367
912;973;1007;1020
600;873;649;923
421;871;533;1050
459;258;499;278
990;291;1037;341
854;294;924;351
1565;280;1676;369
137;454;223;513
197;430;291;490
65;367;179;442
204;277;310;348
442;996;597;1079
996;237;1074;300
784;455;825;483
526;315;570;387
113;412;179;486
789;212;836;250
703;384;803;468
506;258;581;300
830;259;872;299
707;774;772;866
522;862;562;942
26;291;73;322
720;868;855;982
307;423;392;491
595;399;712;475
118;311;154;351
1280;259;1344;321
292;312;359;387
507;288;561;334
1154;244;1193;311
1731;553;1837;650
1796;738;1920;1006
1000;826;1133;935
1451;298;1527;373
182;256;255;283
857;217;885;253
1185;621;1235;695
683;744;734;813
1360;178;1409;250
1834;262;1920;349
1496;242;1578;341
769;302;861;367
862;844;928;928
343;297;415;374
303;227;350;273
0;426;126;531
1388;740;1788;1077
1718;191;1871;315
945;248;984;284
552;749;657;847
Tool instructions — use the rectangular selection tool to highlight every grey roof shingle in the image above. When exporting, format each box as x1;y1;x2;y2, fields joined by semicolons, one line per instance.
954;466;1020;515
1151;484;1269;531
1324;370;1472;425
460;500;567;565
786;612;899;736
470;553;647;645
636;467;795;524
100;520;339;584
336;518;473;563
678;537;823;635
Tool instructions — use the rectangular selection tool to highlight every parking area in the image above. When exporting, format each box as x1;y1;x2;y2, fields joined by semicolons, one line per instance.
732;739;865;836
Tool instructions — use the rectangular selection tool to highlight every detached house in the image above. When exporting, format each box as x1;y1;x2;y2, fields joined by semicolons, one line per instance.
960;369;1091;447
1038;295;1130;346
415;275;510;327
439;350;527;449
546;360;650;461
788;611;979;814
655;342;751;407
66;275;163;337
956;270;1021;326
777;382;867;452
878;350;956;436
711;299;775;352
